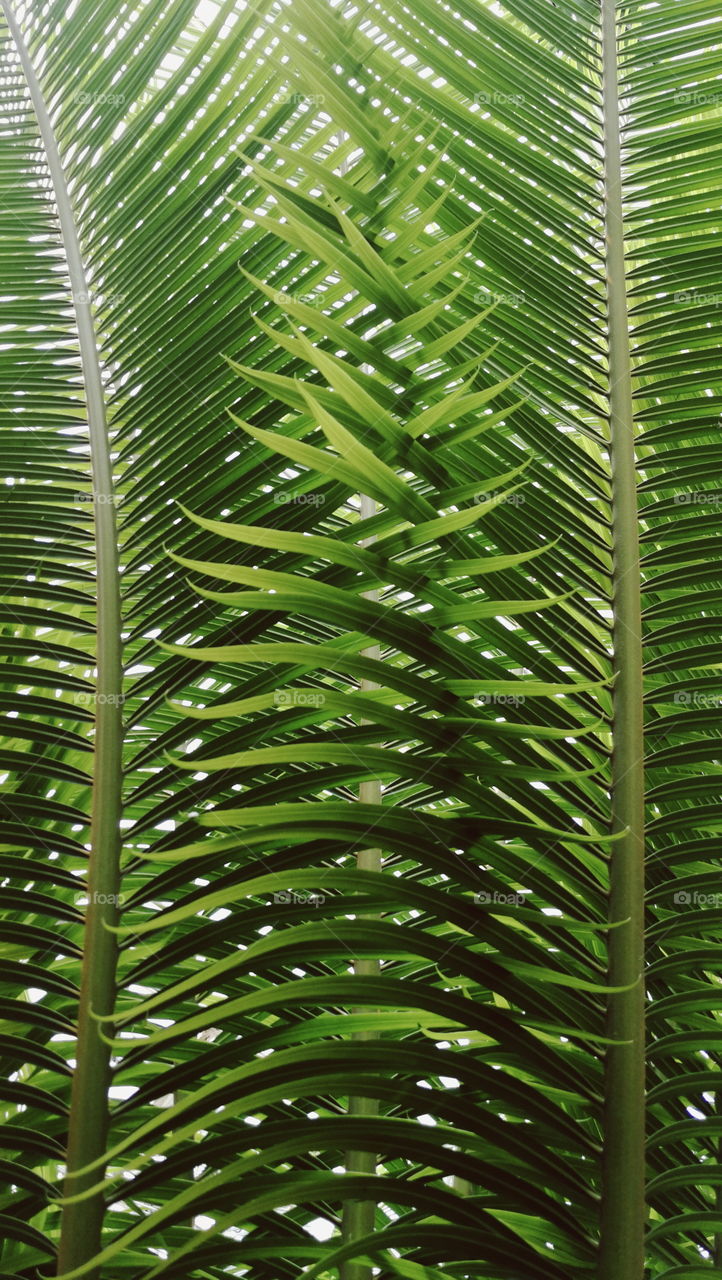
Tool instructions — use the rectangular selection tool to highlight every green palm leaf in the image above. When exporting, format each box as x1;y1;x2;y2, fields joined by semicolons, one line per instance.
0;0;720;1278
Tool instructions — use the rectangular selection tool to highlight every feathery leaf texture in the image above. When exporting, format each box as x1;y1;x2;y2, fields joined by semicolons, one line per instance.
0;0;720;1276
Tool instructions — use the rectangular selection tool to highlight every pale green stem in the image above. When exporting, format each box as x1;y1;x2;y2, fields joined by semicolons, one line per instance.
599;3;645;1278
341;490;381;1280
2;6;124;1274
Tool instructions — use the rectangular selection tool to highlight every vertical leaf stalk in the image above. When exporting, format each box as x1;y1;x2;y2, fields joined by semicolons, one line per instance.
341;491;381;1280
336;131;379;1274
1;5;124;1273
599;2;645;1277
